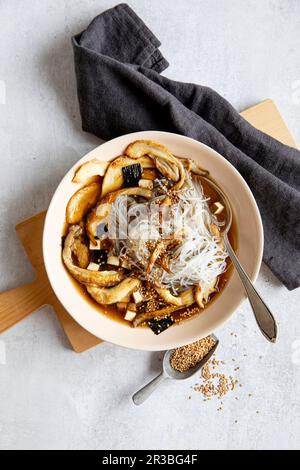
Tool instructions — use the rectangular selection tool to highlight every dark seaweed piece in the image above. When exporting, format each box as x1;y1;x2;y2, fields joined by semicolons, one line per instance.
90;249;108;265
148;316;174;335
122;164;142;187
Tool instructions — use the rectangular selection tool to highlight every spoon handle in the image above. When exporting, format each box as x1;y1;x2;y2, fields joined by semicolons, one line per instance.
224;236;277;343
132;372;166;405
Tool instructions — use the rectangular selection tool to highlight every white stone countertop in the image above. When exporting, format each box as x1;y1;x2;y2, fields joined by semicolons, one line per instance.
0;0;299;450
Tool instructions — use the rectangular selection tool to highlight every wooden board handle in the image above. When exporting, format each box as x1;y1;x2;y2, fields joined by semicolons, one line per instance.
0;280;48;333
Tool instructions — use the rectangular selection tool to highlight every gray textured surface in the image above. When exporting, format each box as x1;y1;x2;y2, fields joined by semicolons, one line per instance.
0;0;299;450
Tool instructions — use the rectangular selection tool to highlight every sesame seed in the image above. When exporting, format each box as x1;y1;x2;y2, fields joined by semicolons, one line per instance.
170;336;216;373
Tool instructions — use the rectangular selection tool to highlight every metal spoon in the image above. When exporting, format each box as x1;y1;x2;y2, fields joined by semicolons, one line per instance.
132;334;219;405
200;175;277;343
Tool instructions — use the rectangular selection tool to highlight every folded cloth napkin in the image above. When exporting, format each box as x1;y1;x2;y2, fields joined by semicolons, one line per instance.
72;3;300;290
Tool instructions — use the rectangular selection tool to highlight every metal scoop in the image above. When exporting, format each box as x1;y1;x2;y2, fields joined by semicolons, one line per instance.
132;334;219;405
200;175;277;343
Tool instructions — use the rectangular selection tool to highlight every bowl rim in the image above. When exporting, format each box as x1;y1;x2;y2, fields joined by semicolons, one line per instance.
43;131;263;350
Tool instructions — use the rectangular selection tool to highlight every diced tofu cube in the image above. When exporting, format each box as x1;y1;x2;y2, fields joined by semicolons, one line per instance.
132;291;143;304
89;240;102;250
124;309;136;322
213;202;224;215
107;256;119;266
138;179;154;190
87;262;100;271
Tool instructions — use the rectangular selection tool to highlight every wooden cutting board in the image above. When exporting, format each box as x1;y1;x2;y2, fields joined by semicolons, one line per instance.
240;99;296;148
0;212;102;352
0;99;296;352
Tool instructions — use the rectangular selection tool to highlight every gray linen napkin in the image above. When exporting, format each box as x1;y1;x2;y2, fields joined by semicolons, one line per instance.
72;3;300;290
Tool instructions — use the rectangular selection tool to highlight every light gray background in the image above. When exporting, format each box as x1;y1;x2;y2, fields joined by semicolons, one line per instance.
0;0;299;450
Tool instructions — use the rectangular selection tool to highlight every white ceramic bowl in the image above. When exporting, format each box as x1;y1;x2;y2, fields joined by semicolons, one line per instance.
43;131;263;350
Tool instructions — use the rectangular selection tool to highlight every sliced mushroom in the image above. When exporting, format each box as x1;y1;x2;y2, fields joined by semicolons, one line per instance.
190;161;209;177
177;156;209;176
125;140;174;163
72;236;90;268
202;278;218;303
133;305;180;327
155;287;182;306
155;158;179;182
62;225;124;287
142;168;158;180
155;287;194;307
133;286;199;327
119;293;131;303
157;253;172;273
125;140;185;190
210;223;221;238
66;182;101;225
146;240;166;275
86;203;110;245
147;232;185;274
86;187;152;243
180;288;195;305
138;179;154;190
194;285;204;309
193;279;218;307
86;277;141;305
101;155;154;197
72;159;108;185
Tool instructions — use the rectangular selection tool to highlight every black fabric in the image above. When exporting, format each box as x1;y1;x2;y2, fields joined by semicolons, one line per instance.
72;3;300;290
